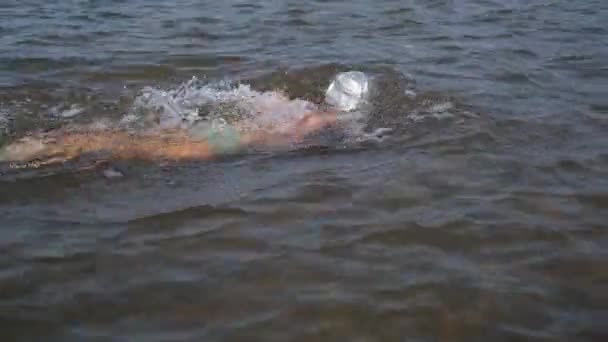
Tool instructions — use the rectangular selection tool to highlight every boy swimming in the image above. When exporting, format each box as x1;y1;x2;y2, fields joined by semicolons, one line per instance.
0;71;369;164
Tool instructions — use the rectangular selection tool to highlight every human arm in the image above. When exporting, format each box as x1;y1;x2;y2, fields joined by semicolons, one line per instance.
0;110;339;164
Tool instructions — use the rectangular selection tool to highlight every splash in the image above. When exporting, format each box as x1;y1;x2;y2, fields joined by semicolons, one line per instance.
0;105;12;150
0;107;7;136
0;77;375;165
127;77;331;136
0;66;478;171
118;74;415;153
408;101;455;122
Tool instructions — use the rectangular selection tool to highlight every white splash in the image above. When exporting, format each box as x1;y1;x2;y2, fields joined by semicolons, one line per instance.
0;107;7;135
57;104;84;118
123;76;390;146
128;77;319;134
409;101;455;122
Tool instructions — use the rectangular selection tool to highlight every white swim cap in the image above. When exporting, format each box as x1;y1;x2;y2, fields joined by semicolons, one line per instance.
325;71;369;111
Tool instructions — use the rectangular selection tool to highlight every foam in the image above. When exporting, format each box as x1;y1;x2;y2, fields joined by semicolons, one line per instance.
128;77;320;135
0;107;7;135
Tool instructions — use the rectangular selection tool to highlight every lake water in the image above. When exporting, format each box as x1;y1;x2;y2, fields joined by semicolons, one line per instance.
1;1;607;341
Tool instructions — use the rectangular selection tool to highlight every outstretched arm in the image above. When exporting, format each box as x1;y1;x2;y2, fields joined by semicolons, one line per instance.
0;130;214;162
1;111;339;164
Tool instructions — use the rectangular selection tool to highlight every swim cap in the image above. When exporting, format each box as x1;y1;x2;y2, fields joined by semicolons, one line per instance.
325;71;369;111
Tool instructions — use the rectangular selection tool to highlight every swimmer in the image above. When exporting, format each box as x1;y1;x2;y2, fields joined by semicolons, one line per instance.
0;71;369;164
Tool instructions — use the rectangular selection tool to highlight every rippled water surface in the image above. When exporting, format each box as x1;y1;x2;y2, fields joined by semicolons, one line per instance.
1;1;608;341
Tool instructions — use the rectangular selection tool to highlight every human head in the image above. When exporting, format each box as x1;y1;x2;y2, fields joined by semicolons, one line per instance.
324;71;369;111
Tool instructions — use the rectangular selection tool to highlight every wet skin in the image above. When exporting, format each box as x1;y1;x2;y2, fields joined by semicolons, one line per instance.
1;111;338;164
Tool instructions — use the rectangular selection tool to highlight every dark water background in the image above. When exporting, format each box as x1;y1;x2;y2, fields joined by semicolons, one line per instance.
1;1;608;341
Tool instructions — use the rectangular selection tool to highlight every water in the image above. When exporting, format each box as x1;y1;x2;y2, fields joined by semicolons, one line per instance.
1;1;607;341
